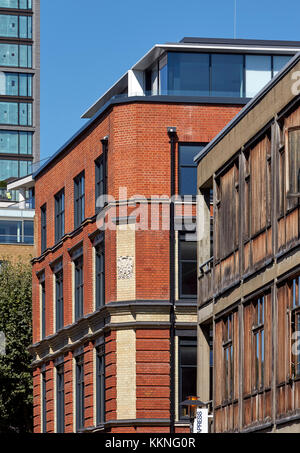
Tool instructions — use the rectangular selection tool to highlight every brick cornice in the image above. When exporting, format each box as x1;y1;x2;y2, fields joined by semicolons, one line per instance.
30;299;197;367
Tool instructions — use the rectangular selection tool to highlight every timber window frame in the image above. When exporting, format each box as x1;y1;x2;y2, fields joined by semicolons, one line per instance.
252;297;265;391
215;158;239;262
223;314;234;402
286;127;300;199
291;276;300;378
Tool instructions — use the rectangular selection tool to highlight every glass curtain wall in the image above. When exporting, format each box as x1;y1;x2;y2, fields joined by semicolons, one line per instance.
149;52;291;98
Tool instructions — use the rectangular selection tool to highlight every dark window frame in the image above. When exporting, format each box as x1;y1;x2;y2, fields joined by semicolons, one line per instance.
55;188;65;243
74;171;85;229
55;269;64;332
56;363;65;433
0;43;32;69
41;279;45;339
96;344;105;426
154;51;291;98
74;256;84;321
42;371;47;433
76;354;84;431
95;244;105;309
0;218;34;244
0;13;32;39
178;230;197;300
0;100;32;126
0;0;32;8
178;336;197;420
41;203;47;253
178;142;207;197
95;154;107;214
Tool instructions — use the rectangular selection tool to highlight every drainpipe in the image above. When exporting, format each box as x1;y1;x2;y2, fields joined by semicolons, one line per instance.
167;127;177;434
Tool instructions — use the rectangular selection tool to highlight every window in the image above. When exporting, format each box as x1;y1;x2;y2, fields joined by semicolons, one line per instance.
273;55;291;75
223;314;234;401
0;158;32;180
252;297;265;390
0;14;32;38
42;371;47;433
178;143;206;196
23;218;33;243
55;189;65;243
159;54;168;95
56;364;64;433
211;54;244;97
96;345;105;425
0;43;32;68
168;52;210;96
245;55;272;98
291;276;300;377
74;256;84;321
149;52;292;99
216;161;239;260
74;172;85;228
179;231;197;298
76;355;84;431
41;280;45;340
0;131;32;154
179;337;197;419
0;0;32;8
0;219;33;244
41;204;46;252
95;245;105;309
0;101;32;125
95;157;105;213
55;270;64;332
0;72;32;97
287;128;300;196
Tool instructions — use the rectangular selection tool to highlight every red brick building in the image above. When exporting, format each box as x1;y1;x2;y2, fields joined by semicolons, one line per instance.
30;38;300;433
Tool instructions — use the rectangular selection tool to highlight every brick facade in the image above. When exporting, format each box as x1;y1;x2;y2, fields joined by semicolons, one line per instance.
31;100;242;433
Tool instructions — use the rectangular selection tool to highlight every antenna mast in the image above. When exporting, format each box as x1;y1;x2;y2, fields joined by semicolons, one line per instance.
234;0;237;39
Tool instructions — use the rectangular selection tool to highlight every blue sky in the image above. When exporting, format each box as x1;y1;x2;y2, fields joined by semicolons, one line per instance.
40;0;300;162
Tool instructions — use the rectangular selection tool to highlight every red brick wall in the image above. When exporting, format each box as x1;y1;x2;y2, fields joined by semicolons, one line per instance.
136;329;170;419
64;351;74;433
33;102;241;340
105;331;117;423
33;367;41;433
32;101;242;433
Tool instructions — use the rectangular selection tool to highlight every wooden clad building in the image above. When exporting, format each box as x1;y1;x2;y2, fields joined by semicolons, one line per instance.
196;53;300;433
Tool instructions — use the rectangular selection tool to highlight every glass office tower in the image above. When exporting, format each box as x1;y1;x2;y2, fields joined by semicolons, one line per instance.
0;0;39;202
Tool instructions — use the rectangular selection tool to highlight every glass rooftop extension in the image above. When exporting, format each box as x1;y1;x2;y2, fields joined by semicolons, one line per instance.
82;38;300;119
146;52;291;98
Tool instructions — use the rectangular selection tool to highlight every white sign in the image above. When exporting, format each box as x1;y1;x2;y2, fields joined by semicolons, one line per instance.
193;408;208;433
0;331;6;356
